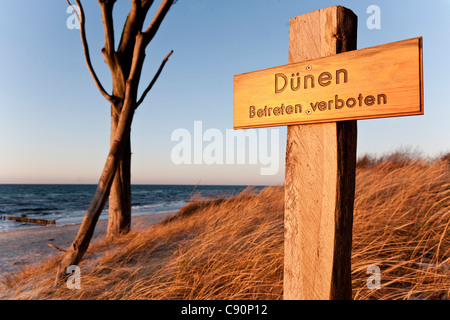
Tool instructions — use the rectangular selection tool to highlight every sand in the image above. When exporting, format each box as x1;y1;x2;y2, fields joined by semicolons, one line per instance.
0;212;174;276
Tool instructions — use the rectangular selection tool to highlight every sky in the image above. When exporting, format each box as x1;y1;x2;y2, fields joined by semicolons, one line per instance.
0;0;449;185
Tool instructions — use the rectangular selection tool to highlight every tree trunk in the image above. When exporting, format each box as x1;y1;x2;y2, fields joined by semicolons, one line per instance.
107;109;132;240
57;91;136;282
57;0;175;283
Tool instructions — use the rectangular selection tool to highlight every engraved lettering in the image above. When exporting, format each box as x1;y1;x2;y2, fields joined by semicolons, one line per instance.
318;72;332;86
378;93;387;104
275;73;288;93
274;68;349;94
304;74;315;89
286;105;294;114
318;101;327;111
336;69;348;84
290;73;301;91
346;97;357;108
247;93;387;119
249;103;300;118
249;106;256;118
335;95;345;109
358;93;364;106
365;95;375;106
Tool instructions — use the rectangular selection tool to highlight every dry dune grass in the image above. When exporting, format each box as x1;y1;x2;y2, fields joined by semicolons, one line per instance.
352;152;450;299
2;152;450;300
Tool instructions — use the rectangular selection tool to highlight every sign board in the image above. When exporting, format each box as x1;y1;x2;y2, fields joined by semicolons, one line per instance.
233;37;423;129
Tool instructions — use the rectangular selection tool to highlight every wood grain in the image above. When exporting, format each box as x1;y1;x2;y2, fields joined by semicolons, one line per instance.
283;5;357;300
233;37;423;129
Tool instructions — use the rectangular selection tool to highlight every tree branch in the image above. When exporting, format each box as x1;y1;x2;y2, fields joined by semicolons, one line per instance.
66;1;80;21
142;0;174;46
47;243;67;252
136;50;173;108
67;0;116;104
118;1;149;55
98;0;116;63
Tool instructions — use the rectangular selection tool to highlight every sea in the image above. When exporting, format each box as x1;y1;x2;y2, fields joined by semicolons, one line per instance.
0;184;265;232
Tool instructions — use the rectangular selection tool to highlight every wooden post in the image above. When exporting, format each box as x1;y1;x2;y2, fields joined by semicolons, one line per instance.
284;6;358;300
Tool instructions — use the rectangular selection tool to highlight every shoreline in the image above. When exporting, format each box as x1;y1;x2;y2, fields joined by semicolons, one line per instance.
0;212;175;276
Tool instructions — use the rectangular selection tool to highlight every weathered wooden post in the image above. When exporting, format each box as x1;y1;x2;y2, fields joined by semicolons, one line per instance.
284;6;357;300
233;5;423;300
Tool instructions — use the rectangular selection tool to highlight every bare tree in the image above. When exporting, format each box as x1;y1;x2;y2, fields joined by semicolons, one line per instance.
57;0;174;280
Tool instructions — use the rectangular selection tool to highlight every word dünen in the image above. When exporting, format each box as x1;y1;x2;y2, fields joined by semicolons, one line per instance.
275;69;348;93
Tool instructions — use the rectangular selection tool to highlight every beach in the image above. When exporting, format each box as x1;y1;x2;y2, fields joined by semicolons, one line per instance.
0;184;257;279
0;212;174;276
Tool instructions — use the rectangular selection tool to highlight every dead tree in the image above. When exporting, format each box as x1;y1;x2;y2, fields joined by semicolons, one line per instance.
57;0;174;280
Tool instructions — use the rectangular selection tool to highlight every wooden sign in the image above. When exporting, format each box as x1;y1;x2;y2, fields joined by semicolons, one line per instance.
232;5;424;300
234;37;423;129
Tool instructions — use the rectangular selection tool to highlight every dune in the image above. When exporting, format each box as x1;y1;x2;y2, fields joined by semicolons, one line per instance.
1;152;449;300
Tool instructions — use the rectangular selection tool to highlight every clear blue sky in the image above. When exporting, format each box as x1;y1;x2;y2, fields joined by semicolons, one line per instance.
0;0;449;185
